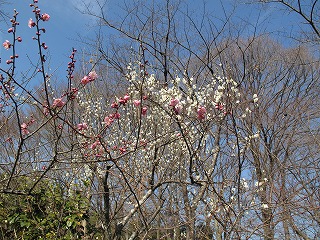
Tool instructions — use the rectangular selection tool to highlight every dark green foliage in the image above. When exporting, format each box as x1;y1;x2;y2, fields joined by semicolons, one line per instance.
0;177;92;239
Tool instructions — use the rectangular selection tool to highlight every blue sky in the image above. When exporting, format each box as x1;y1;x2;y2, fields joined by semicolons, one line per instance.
0;0;305;80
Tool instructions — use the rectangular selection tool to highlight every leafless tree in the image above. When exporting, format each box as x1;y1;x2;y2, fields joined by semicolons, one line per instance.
0;0;319;239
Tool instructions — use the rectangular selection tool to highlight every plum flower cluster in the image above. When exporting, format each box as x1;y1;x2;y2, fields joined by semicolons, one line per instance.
72;62;247;183
126;62;242;123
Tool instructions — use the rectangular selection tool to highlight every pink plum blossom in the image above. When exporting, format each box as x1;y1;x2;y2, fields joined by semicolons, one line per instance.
41;13;50;21
133;100;141;107
3;40;11;50
7;28;13;33
77;123;88;131
88;71;98;80
28;18;36;28
81;71;98;85
123;94;130;101
81;75;90;85
169;98;179;107
141;106;148;116
104;116;114;127
52;98;65;108
21;123;29;135
197;106;206;120
119;98;126;105
119;147;126;154
119;95;129;105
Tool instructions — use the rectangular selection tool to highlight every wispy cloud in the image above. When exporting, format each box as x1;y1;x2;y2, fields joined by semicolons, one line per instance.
69;0;104;18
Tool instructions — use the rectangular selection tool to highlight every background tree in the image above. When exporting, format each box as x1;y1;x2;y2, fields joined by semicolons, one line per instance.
0;0;319;239
249;0;319;42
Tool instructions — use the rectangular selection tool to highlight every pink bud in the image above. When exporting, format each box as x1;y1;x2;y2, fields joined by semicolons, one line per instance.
41;42;48;49
17;36;22;42
7;28;13;33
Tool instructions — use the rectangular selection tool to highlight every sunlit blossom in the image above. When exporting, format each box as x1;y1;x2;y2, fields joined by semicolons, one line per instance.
81;75;90;85
52;98;65;108
28;18;35;28
2;40;11;50
133;100;141;107
88;71;98;81
41;13;50;21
